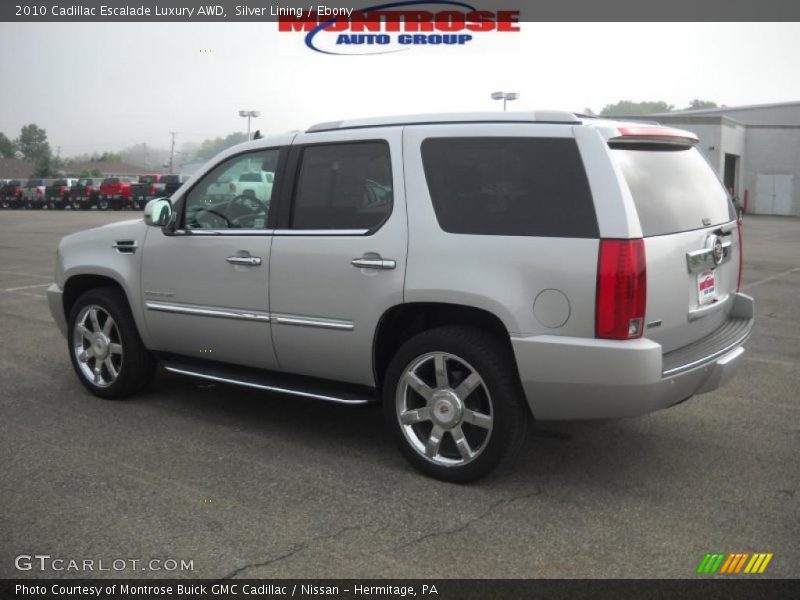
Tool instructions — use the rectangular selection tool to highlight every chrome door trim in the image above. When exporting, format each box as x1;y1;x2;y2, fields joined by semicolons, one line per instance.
351;257;396;270
163;365;370;405
145;301;271;322
172;229;274;236
273;229;369;236
226;256;262;266
272;314;354;331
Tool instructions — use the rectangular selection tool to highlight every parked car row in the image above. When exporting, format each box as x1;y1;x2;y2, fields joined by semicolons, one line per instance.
0;175;187;210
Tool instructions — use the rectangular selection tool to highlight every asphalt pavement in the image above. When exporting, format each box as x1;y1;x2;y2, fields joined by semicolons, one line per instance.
0;210;797;579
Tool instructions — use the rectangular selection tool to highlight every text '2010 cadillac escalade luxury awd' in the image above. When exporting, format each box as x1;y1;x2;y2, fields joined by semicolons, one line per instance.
48;112;754;481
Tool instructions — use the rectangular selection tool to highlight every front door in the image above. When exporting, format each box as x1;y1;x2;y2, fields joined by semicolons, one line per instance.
269;129;407;386
140;147;285;369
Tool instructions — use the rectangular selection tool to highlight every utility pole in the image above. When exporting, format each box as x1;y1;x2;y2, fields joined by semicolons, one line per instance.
143;143;147;169
168;132;176;173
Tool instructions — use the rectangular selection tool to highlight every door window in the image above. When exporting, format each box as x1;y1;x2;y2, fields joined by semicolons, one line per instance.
291;142;393;231
183;149;279;230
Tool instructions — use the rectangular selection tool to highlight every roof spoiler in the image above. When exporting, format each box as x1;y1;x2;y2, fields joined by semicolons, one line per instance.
608;126;699;147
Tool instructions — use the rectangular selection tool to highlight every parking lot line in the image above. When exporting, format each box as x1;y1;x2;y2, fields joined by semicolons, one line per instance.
0;269;51;279
743;266;800;290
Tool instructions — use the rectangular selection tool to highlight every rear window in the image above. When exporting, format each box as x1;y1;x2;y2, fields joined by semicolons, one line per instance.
103;178;119;185
611;147;735;236
139;175;157;183
161;175;180;184
53;179;67;186
421;137;598;238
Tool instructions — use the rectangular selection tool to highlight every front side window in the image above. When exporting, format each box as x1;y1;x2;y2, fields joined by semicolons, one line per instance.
421;137;598;238
291;142;393;230
183;149;279;230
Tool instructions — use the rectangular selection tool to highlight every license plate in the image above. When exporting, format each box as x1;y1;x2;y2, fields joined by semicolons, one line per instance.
697;270;717;305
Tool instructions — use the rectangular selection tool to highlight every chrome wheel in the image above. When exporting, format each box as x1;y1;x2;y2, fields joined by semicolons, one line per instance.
396;352;493;467
72;305;123;388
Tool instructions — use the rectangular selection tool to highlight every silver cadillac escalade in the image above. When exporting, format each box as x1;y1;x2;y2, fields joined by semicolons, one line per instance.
47;112;754;481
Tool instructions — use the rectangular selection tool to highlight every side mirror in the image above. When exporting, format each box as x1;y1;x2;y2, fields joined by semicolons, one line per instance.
144;197;173;227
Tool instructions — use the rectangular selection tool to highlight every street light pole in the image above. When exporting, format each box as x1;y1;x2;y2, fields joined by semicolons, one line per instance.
491;91;519;111
239;110;260;140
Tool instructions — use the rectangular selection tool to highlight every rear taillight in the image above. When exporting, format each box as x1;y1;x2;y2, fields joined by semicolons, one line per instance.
736;220;744;292
150;184;156;194
36;188;43;196
596;239;647;340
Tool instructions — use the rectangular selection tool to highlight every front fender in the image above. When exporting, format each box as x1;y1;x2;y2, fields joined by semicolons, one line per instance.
56;219;151;347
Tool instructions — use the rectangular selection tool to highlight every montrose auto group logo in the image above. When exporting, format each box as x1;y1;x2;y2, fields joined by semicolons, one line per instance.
277;1;520;55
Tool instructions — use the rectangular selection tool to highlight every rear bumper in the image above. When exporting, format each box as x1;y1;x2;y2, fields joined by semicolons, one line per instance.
511;293;754;420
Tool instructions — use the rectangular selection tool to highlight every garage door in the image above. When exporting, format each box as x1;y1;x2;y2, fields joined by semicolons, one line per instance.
755;173;794;215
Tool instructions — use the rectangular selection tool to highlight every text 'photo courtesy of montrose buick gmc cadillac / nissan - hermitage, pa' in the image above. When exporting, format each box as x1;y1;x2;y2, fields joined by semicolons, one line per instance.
46;112;753;482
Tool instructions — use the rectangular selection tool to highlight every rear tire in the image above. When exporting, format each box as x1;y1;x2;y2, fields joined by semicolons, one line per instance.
67;287;156;400
383;326;529;482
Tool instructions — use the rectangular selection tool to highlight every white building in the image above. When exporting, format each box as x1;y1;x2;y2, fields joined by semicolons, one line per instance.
620;101;800;216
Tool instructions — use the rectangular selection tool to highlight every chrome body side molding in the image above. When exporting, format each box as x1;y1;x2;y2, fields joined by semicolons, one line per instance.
145;301;354;331
145;301;271;322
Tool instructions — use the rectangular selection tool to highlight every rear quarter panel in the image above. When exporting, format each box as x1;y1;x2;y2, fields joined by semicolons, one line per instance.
402;123;599;337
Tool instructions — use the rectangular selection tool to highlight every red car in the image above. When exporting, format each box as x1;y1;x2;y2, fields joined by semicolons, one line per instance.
98;177;135;210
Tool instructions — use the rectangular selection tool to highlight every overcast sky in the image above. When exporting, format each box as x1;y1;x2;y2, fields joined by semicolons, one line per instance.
1;22;800;157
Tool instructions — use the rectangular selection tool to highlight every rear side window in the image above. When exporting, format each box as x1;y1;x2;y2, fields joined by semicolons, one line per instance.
291;142;393;231
611;147;735;236
420;137;597;238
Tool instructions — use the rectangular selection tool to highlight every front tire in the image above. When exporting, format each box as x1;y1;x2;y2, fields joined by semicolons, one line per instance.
383;326;529;482
68;287;155;399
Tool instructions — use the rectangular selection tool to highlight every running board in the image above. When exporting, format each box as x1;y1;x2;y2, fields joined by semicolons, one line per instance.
160;357;377;406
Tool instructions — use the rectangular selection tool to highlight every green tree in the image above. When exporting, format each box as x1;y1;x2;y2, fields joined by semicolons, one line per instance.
33;154;55;177
0;132;16;158
98;151;122;163
16;123;52;162
91;168;102;177
686;99;719;110
194;132;249;161
599;100;674;116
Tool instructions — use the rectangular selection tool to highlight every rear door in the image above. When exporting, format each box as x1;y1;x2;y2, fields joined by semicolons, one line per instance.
268;128;406;387
609;139;740;352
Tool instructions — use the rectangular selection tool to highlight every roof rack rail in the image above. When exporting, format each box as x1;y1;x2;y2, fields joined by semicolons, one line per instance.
306;111;581;133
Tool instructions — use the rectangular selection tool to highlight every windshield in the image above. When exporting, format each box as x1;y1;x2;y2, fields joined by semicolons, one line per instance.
611;147;735;236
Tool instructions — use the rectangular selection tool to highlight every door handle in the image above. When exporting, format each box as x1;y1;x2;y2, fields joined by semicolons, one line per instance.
351;256;396;270
226;256;262;266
